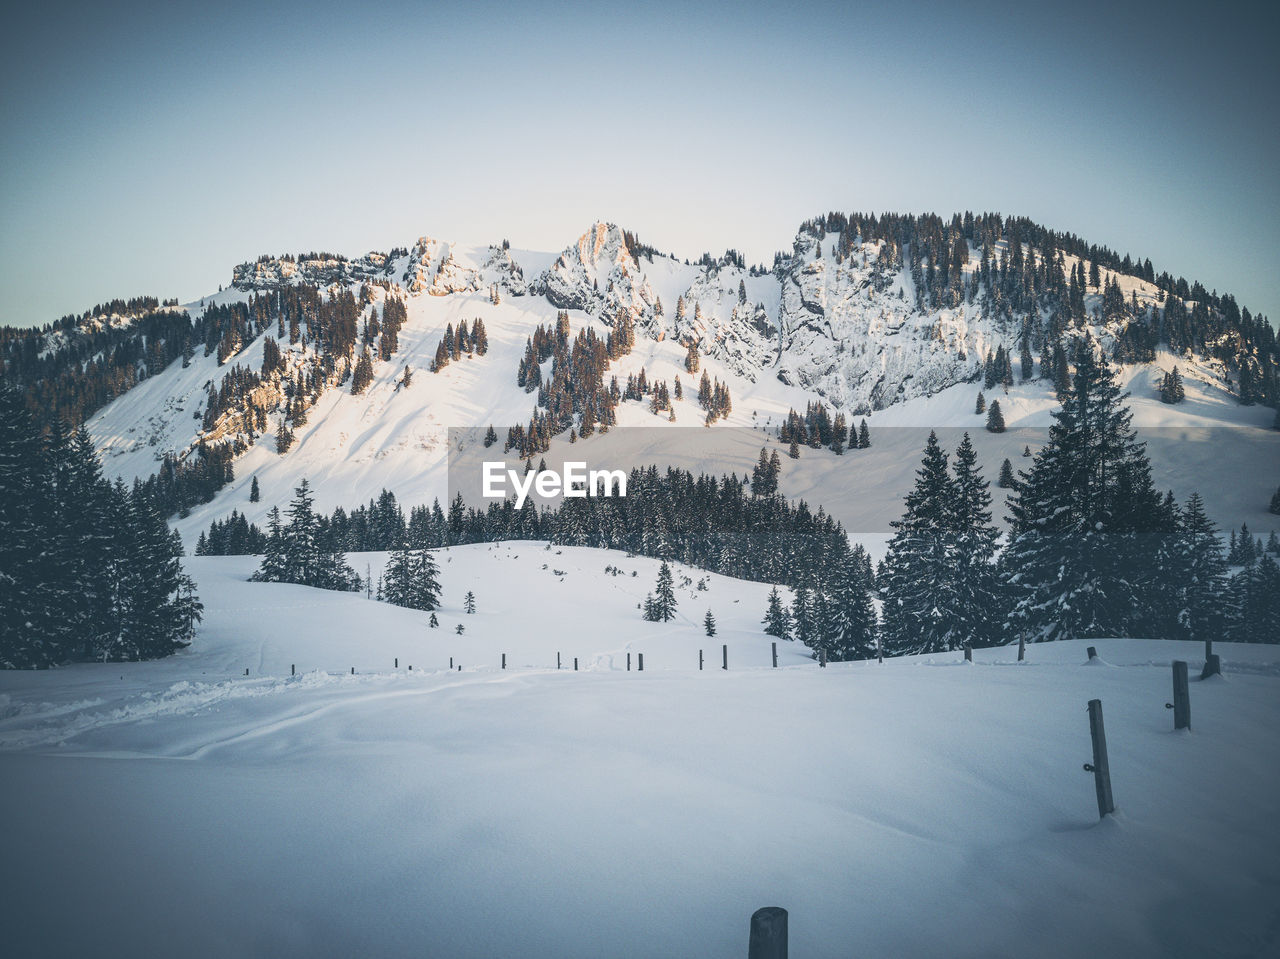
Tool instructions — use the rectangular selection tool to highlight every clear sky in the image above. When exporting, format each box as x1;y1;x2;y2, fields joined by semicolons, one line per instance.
2;0;1277;327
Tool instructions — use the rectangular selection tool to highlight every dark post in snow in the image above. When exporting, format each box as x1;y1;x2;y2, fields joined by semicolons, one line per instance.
699;649;704;670
819;648;827;668
557;652;561;670
395;658;398;669
878;636;883;664
772;642;778;668
1018;635;1025;662
502;653;506;670
1084;699;1115;818
351;667;355;675
638;653;644;671
574;657;579;671
1168;660;1190;730
722;644;728;670
244;668;249;676
291;664;295;676
450;657;454;669
748;906;788;959
1201;654;1221;679
627;652;631;671
964;645;972;663
1087;646;1098;662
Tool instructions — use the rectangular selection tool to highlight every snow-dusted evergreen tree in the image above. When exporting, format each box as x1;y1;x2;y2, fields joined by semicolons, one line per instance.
985;400;1005;432
703;609;716;636
879;432;955;655
464;590;476;614
1169;492;1227;642
256;507;288;582
249;475;260;502
1;390;200;668
382;545;441;611
0;389;57;667
253;479;358;591
948;433;1002;646
1224;553;1280;643
652;561;677;622
1000;341;1170;641
762;586;790;639
998;458;1016;489
822;544;878;660
791;583;814;649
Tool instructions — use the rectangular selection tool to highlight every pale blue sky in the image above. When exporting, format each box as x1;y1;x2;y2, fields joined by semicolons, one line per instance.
2;0;1276;326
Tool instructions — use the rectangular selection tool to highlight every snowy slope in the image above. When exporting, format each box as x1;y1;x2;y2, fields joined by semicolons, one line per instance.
2;548;1278;958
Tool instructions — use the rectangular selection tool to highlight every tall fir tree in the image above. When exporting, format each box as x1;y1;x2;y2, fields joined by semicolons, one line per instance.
879;432;955;655
1000;341;1171;641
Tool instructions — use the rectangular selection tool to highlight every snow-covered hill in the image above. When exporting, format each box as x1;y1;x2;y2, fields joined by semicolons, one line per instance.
76;220;1280;550
2;547;1278;958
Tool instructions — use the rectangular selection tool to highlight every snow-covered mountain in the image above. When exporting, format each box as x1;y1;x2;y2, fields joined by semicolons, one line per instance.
60;218;1278;548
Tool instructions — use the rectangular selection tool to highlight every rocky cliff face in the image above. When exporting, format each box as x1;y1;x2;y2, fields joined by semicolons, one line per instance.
538;222;661;330
773;232;1025;412
228;220;1159;415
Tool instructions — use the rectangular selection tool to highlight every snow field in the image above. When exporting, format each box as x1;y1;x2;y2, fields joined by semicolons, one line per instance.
2;546;1279;958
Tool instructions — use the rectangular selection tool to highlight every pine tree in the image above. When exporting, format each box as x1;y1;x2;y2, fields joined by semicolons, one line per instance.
857;420;871;449
1171;492;1227;642
653;561;677;622
429;612;439;628
986;400;1006;432
1270;486;1280;515
947;433;1002;647
879;431;956;655
823;545;879;660
763;586;790;639
975;391;986;414
1000;341;1170;641
791;584;814;649
464;590;476;614
704;609;717;636
998;458;1016;489
249;476;260;502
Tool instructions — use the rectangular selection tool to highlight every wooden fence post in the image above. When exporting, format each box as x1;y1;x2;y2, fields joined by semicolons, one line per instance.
699;649;704;670
1201;654;1221;679
395;658;398;669
819;648;827;668
722;644;728;670
627;652;631;671
502;653;506;670
291;664;295;676
351;667;355;675
450;656;453;669
638;653;644;671
964;645;972;663
1018;635;1025;662
557;652;561;670
772;642;778;668
1168;660;1190;730
1084;699;1115;818
244;668;249;676
1087;646;1098;662
748;906;788;959
574;657;578;671
878;636;883;664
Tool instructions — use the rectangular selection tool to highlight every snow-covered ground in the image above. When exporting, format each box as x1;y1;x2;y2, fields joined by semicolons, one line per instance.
3;546;1278;958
